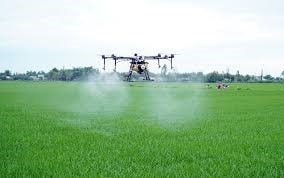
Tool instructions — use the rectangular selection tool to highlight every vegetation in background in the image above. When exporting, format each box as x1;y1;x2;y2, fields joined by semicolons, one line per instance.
0;68;284;83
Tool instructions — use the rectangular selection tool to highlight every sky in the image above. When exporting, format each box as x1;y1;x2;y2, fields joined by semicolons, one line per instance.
0;0;284;76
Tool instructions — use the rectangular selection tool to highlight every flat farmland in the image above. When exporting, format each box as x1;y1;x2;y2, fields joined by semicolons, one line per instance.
0;81;283;177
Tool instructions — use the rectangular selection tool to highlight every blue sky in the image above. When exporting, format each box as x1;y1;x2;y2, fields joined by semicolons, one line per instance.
1;0;284;76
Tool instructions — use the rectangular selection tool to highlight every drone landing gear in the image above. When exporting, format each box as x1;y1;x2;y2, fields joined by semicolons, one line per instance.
126;63;134;82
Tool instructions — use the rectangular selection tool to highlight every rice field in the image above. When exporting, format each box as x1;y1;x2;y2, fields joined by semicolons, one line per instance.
0;81;283;177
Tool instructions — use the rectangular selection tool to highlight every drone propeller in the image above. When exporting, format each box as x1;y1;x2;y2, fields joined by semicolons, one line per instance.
98;54;106;59
157;53;179;59
170;53;180;58
111;54;116;58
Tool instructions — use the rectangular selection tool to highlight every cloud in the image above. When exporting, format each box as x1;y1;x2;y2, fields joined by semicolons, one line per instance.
0;0;273;48
0;0;283;76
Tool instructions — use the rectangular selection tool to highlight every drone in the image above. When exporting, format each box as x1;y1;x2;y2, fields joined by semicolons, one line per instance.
101;53;175;81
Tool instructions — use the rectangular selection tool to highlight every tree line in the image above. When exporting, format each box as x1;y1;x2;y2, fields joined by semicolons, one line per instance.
0;67;99;81
0;66;283;83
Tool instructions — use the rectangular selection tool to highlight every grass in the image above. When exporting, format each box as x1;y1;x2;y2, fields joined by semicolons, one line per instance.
0;81;283;177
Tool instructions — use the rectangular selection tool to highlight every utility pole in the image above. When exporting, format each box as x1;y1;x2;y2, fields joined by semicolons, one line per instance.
226;67;230;81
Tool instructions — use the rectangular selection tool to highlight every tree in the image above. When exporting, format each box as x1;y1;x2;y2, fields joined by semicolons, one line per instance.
47;68;60;80
196;72;205;82
26;71;37;76
281;71;284;78
235;70;240;82
264;74;273;81
4;70;11;76
206;71;223;83
59;70;67;81
244;75;251;82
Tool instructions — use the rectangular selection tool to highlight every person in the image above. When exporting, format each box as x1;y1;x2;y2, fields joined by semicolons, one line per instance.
216;83;222;89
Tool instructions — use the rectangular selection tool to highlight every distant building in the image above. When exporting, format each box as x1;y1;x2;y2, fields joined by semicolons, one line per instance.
5;76;12;80
29;74;45;80
37;74;45;80
29;76;39;80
